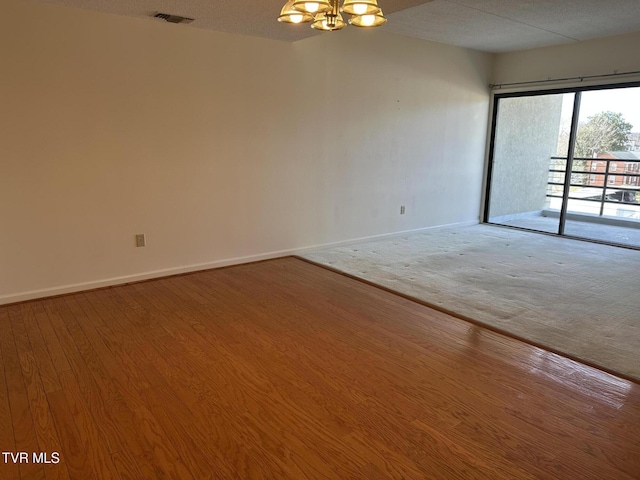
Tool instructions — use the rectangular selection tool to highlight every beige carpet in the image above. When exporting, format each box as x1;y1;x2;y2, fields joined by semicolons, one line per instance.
300;224;640;381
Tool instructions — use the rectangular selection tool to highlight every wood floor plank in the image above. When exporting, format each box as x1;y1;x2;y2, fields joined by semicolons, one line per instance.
78;290;223;478
1;257;639;479
55;370;123;480
9;305;69;480
0;308;20;480
121;288;340;479
45;388;96;480
58;295;193;480
126;281;363;479
4;305;46;480
77;292;151;390
75;295;211;478
45;298;150;477
21;303;62;395
39;303;121;480
33;302;71;377
17;352;69;480
82;288;239;479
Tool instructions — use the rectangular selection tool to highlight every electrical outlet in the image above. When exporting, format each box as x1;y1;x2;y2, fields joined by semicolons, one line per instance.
135;234;146;247
400;206;405;215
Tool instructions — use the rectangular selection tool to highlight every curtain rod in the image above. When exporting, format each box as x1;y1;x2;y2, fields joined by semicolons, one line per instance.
489;69;640;89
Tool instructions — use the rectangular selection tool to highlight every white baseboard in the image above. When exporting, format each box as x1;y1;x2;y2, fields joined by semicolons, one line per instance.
0;220;478;305
292;220;479;254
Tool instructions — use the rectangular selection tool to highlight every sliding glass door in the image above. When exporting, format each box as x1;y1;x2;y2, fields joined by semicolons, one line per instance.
564;88;640;245
485;83;640;248
486;92;575;234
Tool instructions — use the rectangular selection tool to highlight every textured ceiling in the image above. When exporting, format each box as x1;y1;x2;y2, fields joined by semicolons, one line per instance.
38;0;640;52
385;0;640;52
36;0;434;43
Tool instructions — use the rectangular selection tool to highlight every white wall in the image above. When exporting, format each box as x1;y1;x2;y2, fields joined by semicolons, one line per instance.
493;32;640;86
0;0;492;303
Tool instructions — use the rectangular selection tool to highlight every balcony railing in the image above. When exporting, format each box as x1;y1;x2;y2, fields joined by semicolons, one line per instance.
547;156;640;218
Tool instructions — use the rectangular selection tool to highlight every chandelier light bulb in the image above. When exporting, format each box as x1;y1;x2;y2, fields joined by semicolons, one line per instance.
278;0;314;23
353;4;368;15
291;0;332;14
341;0;381;15
305;2;320;12
360;14;375;26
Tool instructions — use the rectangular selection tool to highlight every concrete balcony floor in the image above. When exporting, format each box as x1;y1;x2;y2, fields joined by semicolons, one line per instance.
489;212;640;248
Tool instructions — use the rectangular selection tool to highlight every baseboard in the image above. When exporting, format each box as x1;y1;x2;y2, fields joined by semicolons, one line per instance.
0;254;286;306
292;220;479;254
0;220;478;305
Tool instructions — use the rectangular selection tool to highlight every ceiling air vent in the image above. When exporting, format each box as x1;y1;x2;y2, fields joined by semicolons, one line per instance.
153;13;194;24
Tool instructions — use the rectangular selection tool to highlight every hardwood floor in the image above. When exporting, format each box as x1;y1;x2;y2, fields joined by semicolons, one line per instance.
1;257;639;479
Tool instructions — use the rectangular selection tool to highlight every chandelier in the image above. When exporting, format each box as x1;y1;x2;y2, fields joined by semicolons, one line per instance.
278;0;386;31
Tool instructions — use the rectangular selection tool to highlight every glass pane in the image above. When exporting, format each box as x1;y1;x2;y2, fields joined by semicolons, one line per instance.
565;86;640;247
487;93;575;234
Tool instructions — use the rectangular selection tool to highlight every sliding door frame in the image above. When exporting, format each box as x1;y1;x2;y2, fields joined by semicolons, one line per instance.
558;91;581;236
483;80;640;249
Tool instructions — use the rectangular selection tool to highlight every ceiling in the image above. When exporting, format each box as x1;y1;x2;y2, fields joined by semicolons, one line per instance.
39;0;640;53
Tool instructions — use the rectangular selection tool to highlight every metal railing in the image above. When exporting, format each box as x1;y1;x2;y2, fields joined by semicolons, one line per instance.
547;156;640;217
